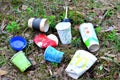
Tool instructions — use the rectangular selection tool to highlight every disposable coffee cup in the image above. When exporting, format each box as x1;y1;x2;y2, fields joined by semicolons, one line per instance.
65;50;97;79
55;22;72;44
34;34;58;48
79;23;100;52
10;51;31;72
28;18;49;32
44;46;64;63
47;34;58;45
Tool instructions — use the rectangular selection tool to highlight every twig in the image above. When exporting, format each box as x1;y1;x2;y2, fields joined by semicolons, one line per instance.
22;27;29;36
48;69;53;76
1;19;8;31
100;56;120;66
96;10;109;26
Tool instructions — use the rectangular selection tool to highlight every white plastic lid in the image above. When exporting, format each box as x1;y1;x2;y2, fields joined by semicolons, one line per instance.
55;22;71;30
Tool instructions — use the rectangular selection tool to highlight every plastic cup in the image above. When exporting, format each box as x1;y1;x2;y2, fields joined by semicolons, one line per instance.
55;22;72;44
79;23;100;52
28;18;49;32
44;46;64;63
65;50;97;79
10;51;31;72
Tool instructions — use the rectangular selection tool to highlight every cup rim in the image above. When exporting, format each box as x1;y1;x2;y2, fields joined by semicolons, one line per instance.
10;51;24;62
47;34;58;45
28;18;35;28
44;46;51;55
88;44;100;52
40;19;49;32
55;22;71;31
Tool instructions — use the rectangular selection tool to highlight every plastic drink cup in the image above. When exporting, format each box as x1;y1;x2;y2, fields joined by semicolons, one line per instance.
44;46;64;63
79;23;100;52
55;22;72;44
28;18;49;32
65;50;97;79
10;51;31;72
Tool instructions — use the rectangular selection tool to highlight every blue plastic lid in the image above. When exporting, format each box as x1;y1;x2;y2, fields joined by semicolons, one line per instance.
62;18;71;22
10;36;27;51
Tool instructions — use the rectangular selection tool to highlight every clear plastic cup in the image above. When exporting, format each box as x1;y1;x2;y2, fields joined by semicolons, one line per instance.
55;22;72;44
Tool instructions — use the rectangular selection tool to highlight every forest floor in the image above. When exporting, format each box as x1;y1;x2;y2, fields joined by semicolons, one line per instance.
0;0;120;80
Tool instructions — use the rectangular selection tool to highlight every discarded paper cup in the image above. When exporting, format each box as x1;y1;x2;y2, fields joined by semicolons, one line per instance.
44;46;64;63
34;34;58;48
65;50;97;79
47;34;58;45
10;51;31;72
28;18;49;32
79;23;100;52
55;22;72;44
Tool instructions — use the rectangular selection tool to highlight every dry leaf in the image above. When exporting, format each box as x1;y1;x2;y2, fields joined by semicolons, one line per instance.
1;19;8;31
21;5;28;10
105;51;116;58
74;25;80;30
0;69;7;76
114;53;120;63
94;73;105;78
104;26;115;32
114;72;119;79
100;56;113;62
117;13;120;19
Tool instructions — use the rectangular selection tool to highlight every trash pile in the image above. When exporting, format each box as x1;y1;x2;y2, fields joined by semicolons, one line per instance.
9;6;100;79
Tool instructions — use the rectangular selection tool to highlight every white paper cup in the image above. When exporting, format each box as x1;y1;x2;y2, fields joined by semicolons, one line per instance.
28;18;49;32
47;34;58;45
55;22;72;44
65;50;97;79
79;23;100;52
